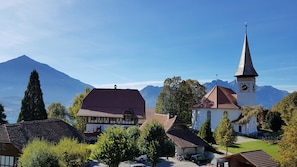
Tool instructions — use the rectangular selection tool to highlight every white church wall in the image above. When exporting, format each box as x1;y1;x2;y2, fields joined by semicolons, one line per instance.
192;108;241;132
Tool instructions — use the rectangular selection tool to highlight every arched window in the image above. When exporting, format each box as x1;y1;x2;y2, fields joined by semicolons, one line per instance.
123;110;133;122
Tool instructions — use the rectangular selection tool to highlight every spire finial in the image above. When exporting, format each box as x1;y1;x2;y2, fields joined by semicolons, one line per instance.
244;22;248;34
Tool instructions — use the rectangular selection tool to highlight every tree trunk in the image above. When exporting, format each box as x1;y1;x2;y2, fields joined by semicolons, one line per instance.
226;146;228;156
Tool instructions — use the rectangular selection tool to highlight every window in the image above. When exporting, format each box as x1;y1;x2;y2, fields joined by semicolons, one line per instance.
0;155;14;167
123;110;133;122
0;143;6;151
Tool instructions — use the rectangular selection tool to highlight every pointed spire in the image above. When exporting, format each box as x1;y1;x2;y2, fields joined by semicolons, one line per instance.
234;26;258;77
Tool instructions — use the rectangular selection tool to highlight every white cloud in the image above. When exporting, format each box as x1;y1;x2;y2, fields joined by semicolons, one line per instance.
273;85;297;93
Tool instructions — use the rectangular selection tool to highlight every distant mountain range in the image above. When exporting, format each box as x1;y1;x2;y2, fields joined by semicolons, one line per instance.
0;55;92;123
0;55;289;123
140;80;289;109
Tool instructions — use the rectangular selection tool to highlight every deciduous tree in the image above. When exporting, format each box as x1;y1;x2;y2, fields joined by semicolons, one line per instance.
91;126;136;167
156;76;206;123
68;87;91;132
0;104;8;124
54;138;90;167
214;111;237;155
47;102;66;120
18;139;60;167
17;70;47;122
276;114;297;166
138;121;175;167
272;92;297;125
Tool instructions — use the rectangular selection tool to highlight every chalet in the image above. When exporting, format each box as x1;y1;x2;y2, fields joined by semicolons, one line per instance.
140;113;209;157
217;150;279;167
77;88;145;136
192;31;258;136
0;119;84;166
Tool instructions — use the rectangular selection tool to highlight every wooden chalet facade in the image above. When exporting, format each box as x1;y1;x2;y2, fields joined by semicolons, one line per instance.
77;88;145;138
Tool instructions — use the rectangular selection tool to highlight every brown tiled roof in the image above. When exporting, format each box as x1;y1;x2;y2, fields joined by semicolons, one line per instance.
167;128;209;148
193;86;240;109
78;88;145;118
3;119;84;152
140;113;183;132
140;114;209;148
226;150;278;167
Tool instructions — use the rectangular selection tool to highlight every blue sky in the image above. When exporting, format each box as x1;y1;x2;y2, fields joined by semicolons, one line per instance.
0;1;296;92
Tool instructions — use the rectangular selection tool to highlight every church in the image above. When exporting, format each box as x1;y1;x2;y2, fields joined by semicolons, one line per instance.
191;31;258;136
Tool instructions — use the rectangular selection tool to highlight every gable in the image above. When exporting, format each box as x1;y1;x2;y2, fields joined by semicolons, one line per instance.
194;86;240;109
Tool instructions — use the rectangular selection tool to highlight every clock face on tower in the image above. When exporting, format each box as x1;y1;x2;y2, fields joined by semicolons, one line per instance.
240;83;250;92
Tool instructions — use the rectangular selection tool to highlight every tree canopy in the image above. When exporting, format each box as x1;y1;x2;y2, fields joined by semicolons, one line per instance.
276;114;297;166
214;111;237;155
156;76;206;123
0;104;8;124
53;138;90;167
272;91;297;125
91;126;137;167
47;102;67;120
198;118;215;144
68;87;91;132
138;121;175;167
19;138;90;167
18;70;47;122
18;139;60;167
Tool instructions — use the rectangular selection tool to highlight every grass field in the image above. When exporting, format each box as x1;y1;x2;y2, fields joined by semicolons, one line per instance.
216;140;280;158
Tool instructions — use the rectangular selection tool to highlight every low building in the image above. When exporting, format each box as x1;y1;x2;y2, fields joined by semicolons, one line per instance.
217;150;279;167
0;119;84;166
141;113;209;157
77;88;145;139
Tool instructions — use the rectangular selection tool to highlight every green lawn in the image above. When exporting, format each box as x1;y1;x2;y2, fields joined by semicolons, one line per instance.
216;140;280;158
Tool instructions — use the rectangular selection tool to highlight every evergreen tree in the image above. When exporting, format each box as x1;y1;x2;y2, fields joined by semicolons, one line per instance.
266;111;284;132
17;70;47;122
198;118;215;143
0;104;8;124
214;111;237;155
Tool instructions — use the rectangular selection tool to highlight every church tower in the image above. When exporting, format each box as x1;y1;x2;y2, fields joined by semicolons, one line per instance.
235;29;258;107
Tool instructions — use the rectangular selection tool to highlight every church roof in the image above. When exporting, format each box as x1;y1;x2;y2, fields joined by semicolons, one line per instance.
234;33;258;77
193;86;240;109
